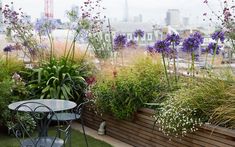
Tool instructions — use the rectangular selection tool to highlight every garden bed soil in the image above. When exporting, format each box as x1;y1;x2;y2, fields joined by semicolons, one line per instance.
83;107;235;147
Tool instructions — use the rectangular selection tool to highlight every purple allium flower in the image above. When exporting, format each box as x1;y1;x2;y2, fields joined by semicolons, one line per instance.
146;45;155;53
154;40;170;55
166;33;181;46
134;29;144;38
182;32;204;53
208;42;221;55
3;45;14;52
114;34;127;50
126;40;137;48
211;30;225;43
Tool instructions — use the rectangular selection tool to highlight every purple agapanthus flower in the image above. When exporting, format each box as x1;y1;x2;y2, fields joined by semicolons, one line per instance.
211;30;225;43
182;32;204;53
192;32;204;44
114;34;127;50
201;48;210;54
208;42;221;55
166;33;181;46
154;40;170;55
3;45;14;52
126;40;137;48
146;45;155;53
134;29;144;38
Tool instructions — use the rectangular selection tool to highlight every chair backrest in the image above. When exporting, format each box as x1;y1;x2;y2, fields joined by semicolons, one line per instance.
10;101;61;147
74;100;90;118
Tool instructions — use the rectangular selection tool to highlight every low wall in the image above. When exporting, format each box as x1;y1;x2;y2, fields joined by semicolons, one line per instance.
83;108;235;147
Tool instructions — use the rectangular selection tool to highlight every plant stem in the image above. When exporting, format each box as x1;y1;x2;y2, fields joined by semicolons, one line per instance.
191;52;195;77
81;43;90;61
64;29;70;56
211;40;219;68
172;43;177;83
205;52;208;68
162;53;170;88
46;28;53;61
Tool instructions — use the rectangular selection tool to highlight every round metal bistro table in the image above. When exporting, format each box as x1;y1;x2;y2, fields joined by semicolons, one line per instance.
8;99;77;137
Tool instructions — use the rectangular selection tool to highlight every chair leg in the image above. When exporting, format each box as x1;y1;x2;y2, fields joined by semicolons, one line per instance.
69;124;72;147
81;118;88;147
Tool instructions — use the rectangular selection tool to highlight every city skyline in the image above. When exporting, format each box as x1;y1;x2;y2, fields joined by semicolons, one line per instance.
1;0;220;26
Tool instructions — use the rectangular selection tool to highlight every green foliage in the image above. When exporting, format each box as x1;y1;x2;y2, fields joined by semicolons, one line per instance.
0;79;34;132
0;79;17;125
0;58;25;81
7;113;36;134
209;84;235;128
93;57;165;119
25;57;94;102
0;57;33;132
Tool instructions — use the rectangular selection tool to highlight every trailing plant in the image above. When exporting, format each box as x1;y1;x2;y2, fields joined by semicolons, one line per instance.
154;96;203;137
154;74;234;137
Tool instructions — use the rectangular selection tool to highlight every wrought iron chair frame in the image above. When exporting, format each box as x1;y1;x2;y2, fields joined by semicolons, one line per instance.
10;101;64;147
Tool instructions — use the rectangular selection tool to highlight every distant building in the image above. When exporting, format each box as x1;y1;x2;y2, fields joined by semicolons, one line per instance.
133;14;143;23
165;9;181;27
104;22;157;45
182;17;189;27
123;0;129;22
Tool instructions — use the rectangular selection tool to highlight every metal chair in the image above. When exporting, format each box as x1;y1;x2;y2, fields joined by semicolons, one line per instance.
51;101;89;147
10;102;64;147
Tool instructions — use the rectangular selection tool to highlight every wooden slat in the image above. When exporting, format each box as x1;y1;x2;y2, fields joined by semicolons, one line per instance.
83;108;235;147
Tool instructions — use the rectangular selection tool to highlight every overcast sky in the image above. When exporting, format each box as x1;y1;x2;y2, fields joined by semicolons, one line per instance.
1;0;220;25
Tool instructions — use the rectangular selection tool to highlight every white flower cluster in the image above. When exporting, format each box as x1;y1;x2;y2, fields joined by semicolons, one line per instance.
154;99;203;138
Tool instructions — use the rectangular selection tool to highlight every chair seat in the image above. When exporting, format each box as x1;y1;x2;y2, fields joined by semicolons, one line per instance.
51;112;81;121
21;137;64;147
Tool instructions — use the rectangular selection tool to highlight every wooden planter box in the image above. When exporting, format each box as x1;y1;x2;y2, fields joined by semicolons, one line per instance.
83;108;235;147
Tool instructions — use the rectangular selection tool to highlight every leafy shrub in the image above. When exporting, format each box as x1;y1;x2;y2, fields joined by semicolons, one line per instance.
0;79;35;132
0;58;25;81
0;57;34;132
25;57;94;102
93;57;165;119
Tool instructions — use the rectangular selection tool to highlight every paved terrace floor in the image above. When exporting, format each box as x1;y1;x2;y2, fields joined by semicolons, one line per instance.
72;122;133;147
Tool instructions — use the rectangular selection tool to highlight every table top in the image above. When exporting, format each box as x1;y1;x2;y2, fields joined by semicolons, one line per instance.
8;99;77;112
